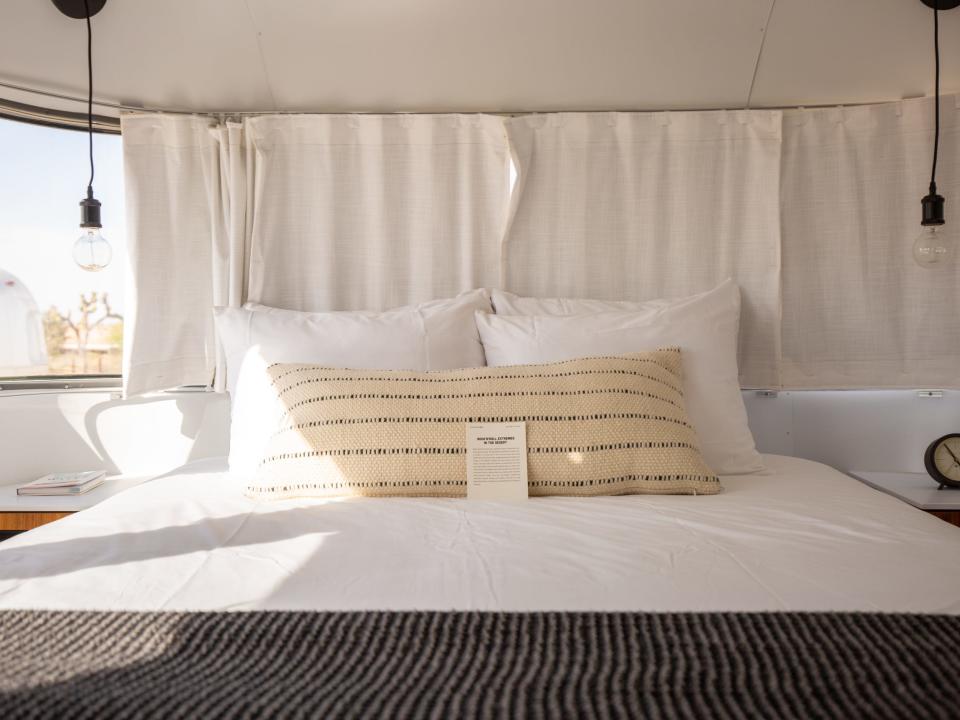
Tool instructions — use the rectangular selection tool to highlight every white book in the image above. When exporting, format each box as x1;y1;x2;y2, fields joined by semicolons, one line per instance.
17;471;106;496
17;477;105;496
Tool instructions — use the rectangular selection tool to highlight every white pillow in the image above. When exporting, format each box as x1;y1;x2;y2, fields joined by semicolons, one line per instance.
215;289;492;477
478;280;763;475
492;288;672;316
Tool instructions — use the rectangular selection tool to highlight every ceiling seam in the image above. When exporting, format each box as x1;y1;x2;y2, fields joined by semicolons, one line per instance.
2;74;950;117
242;0;278;112
745;0;778;109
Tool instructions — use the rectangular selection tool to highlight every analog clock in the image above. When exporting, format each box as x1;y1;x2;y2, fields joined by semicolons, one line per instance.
924;433;960;489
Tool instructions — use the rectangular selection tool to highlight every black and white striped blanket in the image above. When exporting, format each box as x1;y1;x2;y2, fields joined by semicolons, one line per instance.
2;610;958;719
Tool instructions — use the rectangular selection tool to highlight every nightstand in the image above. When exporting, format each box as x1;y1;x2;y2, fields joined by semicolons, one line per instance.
849;471;960;528
0;476;148;535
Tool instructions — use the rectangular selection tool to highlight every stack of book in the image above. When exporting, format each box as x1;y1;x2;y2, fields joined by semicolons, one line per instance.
17;471;106;496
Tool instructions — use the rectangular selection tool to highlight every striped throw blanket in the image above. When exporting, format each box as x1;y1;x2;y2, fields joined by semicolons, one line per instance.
2;610;958;719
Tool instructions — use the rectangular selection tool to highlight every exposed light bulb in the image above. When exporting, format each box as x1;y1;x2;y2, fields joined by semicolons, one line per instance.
912;224;953;269
73;227;112;271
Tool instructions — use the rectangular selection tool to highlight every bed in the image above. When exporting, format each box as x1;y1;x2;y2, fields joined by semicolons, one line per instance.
2;454;960;717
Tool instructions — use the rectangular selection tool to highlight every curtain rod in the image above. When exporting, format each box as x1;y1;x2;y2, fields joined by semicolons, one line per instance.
0;96;119;133
0;77;941;120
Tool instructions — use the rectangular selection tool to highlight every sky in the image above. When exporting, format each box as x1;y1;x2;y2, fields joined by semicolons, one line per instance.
0;117;126;316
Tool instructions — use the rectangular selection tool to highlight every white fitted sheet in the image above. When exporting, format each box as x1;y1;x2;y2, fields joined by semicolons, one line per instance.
1;454;958;613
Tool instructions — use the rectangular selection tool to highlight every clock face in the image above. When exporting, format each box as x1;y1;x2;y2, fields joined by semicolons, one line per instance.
932;435;960;484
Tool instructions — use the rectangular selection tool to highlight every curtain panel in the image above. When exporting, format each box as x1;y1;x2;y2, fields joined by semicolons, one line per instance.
244;114;510;313
780;97;960;388
121;115;226;396
502;110;783;388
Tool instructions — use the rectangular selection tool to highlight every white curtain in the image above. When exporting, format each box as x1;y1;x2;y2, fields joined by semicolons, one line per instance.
501;111;783;388
780;97;960;388
121;115;234;396
122;113;510;396
244;114;510;312
122;101;960;396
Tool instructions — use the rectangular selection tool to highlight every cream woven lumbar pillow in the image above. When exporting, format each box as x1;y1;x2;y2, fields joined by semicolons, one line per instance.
248;349;720;499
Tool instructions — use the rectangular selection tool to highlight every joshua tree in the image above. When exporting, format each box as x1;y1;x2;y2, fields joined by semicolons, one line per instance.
43;306;66;357
58;292;123;373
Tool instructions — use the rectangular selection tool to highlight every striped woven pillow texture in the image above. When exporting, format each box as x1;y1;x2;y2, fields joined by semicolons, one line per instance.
249;349;720;499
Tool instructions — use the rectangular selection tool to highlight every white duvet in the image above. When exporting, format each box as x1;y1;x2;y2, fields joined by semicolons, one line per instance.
1;454;959;613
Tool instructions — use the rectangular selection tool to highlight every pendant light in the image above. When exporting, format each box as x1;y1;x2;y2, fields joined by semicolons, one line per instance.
913;0;958;268
53;0;111;271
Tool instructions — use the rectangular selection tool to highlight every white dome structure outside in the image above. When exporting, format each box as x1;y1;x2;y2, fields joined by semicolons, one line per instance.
0;268;47;372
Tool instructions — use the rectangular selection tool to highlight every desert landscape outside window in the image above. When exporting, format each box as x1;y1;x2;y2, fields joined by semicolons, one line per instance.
0;116;125;378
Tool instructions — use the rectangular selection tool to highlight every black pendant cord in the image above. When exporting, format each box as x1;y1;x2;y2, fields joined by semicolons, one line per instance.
931;0;940;195
84;0;94;197
928;0;940;195
76;0;102;232
919;0;946;229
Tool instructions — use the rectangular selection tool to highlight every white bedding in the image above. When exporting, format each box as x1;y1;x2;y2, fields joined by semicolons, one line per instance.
1;454;958;613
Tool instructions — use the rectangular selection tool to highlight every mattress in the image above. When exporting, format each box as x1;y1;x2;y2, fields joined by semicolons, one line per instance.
0;454;958;613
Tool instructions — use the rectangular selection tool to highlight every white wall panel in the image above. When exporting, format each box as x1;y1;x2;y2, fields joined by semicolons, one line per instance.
0;0;273;114
750;0;960;108
743;390;960;473
789;390;960;474
246;0;770;112
0;390;228;484
4;0;960;114
741;391;795;458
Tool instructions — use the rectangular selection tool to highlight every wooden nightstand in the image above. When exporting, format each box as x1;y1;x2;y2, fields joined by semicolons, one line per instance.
849;471;960;528
0;476;148;535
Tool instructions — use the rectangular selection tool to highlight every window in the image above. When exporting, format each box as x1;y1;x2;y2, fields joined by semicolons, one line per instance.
0;116;125;380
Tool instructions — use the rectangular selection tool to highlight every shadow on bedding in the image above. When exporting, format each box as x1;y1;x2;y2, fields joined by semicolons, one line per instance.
0;509;336;581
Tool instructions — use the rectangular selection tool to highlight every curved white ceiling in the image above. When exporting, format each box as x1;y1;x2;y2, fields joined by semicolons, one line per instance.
1;0;958;116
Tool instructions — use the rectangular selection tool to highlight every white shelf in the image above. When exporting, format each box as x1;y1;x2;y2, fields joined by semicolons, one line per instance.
0;476;149;513
849;471;960;511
